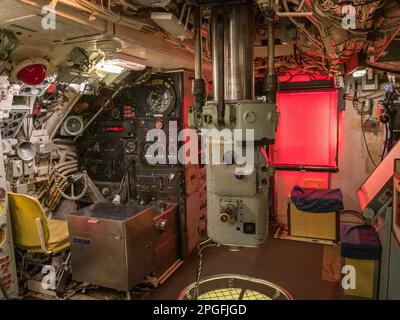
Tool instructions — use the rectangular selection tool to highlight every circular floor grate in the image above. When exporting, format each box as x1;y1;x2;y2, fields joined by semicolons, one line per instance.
179;274;293;300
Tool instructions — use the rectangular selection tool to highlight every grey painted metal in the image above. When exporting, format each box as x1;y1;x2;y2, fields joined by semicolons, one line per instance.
378;165;400;299
0;131;18;299
378;205;392;299
194;6;202;81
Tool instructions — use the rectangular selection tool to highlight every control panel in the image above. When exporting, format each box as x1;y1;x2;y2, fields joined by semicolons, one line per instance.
77;70;205;257
0;132;18;299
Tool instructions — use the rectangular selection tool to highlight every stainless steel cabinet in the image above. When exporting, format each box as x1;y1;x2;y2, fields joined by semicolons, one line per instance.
67;202;155;292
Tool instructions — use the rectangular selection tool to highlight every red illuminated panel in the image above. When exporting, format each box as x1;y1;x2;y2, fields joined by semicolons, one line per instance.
357;141;400;210
105;126;124;132
270;90;339;168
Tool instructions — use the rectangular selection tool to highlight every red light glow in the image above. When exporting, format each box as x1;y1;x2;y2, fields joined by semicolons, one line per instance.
270;90;339;168
17;64;47;86
105;127;124;132
357;140;400;210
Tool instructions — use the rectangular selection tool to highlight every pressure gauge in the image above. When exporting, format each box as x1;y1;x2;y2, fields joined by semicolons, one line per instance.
101;186;111;196
155;120;163;129
362;207;375;220
146;79;176;115
111;108;121;120
125;141;136;153
62;116;84;136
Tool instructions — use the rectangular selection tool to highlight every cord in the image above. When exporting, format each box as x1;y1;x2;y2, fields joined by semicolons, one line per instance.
360;112;377;167
380;123;389;163
193;238;219;300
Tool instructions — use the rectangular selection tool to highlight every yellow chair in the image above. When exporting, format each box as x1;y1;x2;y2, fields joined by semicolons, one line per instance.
7;192;69;255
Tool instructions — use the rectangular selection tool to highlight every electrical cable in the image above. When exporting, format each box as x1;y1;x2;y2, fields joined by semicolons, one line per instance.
330;0;385;7
380;123;389;163
260;146;270;166
360;112;377;167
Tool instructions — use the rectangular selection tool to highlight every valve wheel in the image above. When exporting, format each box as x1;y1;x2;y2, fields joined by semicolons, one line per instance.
54;170;88;201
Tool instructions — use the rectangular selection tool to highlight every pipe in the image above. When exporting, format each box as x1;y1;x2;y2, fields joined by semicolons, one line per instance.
211;1;254;123
120;0;139;11
192;6;207;111
275;12;313;17
264;1;277;104
227;3;255;100
52;160;78;170
280;0;324;51
194;6;202;80
57;164;79;174
50;162;78;176
211;7;225;125
61;167;79;176
267;16;275;77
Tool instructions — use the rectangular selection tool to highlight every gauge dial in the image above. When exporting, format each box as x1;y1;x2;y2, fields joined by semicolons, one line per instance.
146;80;176;115
125;141;136;153
155;120;163;129
63;116;83;136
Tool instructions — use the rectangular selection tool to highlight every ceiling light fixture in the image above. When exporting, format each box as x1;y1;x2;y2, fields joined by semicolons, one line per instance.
108;59;146;71
96;60;126;74
352;68;367;78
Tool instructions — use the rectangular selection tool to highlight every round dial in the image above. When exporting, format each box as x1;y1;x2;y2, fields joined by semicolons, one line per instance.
362;207;375;220
146;81;176;115
101;186;111;196
125;141;136;153
111;108;121;120
155;120;163;129
64;116;83;136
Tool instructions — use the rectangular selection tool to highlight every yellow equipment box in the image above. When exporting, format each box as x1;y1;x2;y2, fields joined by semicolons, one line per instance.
340;224;381;300
288;199;339;241
287;179;339;241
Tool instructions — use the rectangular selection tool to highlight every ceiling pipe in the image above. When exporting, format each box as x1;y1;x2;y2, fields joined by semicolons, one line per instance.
261;0;277;104
192;5;206;111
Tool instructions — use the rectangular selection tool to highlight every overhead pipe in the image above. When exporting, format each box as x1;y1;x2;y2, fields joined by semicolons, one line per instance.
192;5;207;112
211;7;225;125
211;1;255;125
275;12;313;17
263;0;277;104
280;0;324;51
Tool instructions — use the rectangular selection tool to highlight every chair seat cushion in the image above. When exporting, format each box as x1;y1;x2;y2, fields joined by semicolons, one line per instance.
46;219;70;254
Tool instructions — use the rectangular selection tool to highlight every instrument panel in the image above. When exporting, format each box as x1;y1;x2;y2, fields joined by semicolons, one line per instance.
114;72;183;119
146;79;176;115
78;139;128;182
